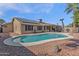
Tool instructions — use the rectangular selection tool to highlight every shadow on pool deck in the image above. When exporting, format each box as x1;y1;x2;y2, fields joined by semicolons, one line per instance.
0;35;36;56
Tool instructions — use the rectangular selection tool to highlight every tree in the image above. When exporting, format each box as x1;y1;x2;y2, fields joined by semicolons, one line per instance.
0;19;5;24
0;19;5;28
65;3;79;32
60;18;64;32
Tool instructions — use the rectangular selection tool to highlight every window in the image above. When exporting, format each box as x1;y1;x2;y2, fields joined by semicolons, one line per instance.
25;25;33;31
28;25;33;30
37;26;42;30
25;25;28;31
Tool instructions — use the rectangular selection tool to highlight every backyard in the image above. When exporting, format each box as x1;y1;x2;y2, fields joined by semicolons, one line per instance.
0;33;79;56
0;3;79;56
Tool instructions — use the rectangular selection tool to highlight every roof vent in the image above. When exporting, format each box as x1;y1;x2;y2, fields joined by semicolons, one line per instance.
38;19;43;23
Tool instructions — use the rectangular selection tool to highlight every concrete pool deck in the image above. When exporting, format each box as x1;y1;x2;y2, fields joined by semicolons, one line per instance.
3;32;73;46
23;33;79;56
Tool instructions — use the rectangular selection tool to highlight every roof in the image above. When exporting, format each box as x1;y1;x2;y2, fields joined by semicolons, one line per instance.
13;17;53;25
13;17;40;24
2;22;12;27
13;17;61;26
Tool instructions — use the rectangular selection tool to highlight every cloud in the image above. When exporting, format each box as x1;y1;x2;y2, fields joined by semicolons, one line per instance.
0;3;54;16
33;4;54;13
0;3;32;14
0;11;3;16
0;3;16;16
27;3;54;14
10;3;54;14
13;4;32;13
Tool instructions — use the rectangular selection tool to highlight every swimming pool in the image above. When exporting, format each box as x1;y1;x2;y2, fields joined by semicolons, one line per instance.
4;33;73;46
14;34;67;43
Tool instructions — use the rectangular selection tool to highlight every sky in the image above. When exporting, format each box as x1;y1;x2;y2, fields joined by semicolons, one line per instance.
0;3;73;26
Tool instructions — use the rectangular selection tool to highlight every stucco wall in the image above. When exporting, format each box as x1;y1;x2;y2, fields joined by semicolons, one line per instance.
13;19;22;34
21;24;50;34
21;24;34;34
64;27;73;33
3;23;13;33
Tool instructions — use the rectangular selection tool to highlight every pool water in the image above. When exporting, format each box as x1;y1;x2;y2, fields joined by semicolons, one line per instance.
12;34;68;43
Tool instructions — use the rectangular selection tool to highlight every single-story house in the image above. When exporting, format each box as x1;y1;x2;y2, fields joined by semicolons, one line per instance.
1;17;62;34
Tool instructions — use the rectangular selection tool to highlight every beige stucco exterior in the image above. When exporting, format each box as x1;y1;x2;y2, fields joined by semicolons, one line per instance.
21;24;34;34
2;23;13;33
64;27;73;33
1;17;62;34
12;18;54;34
21;24;50;34
12;18;22;34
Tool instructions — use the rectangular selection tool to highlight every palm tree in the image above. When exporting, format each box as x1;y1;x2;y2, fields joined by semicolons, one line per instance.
65;3;79;32
60;18;64;32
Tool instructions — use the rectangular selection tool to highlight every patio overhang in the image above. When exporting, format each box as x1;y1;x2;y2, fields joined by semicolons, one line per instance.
21;23;51;26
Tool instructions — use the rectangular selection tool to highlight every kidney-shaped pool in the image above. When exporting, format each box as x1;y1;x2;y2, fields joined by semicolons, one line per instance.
4;33;73;46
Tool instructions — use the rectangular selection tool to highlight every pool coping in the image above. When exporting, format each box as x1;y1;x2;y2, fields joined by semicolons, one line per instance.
20;33;73;46
4;32;73;46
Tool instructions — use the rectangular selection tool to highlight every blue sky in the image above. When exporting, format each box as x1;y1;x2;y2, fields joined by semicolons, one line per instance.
0;3;73;26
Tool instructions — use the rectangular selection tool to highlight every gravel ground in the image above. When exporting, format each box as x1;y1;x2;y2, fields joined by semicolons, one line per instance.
0;36;35;56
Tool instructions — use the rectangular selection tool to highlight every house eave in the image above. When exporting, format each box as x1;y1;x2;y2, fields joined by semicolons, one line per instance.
21;22;52;26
